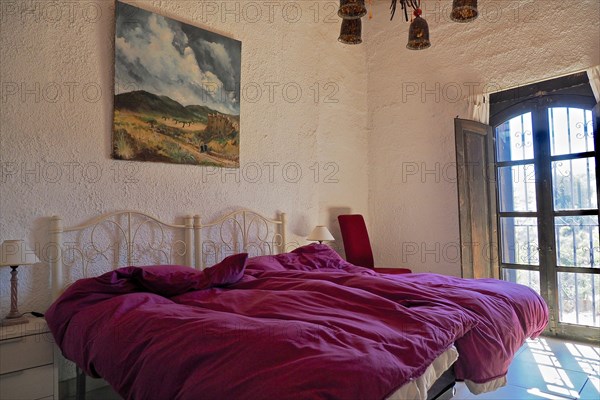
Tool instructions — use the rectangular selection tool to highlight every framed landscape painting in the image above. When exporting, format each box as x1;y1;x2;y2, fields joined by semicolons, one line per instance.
112;1;241;168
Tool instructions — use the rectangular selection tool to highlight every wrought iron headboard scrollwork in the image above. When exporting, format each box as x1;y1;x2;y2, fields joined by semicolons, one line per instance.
49;211;194;299
194;209;287;270
48;209;287;298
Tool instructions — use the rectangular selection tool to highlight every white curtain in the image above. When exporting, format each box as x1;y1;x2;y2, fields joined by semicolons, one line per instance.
467;93;490;125
587;65;600;102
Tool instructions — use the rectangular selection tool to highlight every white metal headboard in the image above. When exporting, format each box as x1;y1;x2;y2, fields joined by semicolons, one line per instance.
195;209;287;269
48;209;287;298
49;211;194;299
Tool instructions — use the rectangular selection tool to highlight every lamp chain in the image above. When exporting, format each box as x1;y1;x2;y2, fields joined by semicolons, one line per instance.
390;0;421;21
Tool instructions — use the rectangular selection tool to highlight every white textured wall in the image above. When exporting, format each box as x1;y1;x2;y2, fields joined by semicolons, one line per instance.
365;0;600;274
3;0;599;316
0;0;369;316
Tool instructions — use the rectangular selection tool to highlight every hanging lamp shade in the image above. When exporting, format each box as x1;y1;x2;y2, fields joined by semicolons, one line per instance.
450;0;478;22
338;18;362;45
406;15;430;50
338;0;367;19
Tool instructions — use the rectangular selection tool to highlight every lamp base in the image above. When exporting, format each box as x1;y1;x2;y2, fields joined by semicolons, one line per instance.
1;315;29;326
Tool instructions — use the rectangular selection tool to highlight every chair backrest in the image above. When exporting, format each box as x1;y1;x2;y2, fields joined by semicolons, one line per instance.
337;214;374;269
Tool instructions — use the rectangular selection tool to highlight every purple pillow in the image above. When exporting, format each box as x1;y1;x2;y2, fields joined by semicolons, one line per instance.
246;244;349;272
121;253;248;296
127;265;204;297
196;253;249;289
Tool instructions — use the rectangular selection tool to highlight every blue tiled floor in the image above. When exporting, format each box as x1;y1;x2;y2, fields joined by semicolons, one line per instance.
454;336;600;399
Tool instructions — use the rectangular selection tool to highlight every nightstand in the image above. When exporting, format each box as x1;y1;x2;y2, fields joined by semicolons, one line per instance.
0;317;55;400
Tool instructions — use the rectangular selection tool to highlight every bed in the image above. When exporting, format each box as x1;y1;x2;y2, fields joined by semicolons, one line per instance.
44;209;548;400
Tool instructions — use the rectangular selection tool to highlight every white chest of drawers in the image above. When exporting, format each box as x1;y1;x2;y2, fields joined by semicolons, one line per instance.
0;318;55;400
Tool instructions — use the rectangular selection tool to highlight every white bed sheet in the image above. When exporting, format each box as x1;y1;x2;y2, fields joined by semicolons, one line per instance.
464;376;507;395
386;346;459;400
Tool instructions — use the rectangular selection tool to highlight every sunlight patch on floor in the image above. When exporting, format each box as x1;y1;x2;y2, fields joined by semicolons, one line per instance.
589;376;600;391
523;337;599;399
526;387;578;400
566;342;600;376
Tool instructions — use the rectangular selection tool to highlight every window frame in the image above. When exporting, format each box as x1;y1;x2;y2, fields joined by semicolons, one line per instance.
490;81;599;340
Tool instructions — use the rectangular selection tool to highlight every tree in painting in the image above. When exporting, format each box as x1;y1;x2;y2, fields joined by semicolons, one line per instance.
112;1;241;167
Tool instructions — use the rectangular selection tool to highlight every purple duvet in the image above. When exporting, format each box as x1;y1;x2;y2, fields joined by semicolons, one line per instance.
46;245;547;400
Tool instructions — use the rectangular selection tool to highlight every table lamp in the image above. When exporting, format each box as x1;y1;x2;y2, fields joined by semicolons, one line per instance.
307;226;335;244
1;240;40;326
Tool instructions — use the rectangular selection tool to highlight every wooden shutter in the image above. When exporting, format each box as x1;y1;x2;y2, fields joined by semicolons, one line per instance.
594;102;600;208
454;118;498;279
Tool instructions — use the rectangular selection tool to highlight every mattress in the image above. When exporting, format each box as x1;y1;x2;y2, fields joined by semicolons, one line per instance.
387;346;458;400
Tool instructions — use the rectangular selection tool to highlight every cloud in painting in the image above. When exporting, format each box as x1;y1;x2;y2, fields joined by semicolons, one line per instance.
114;2;241;115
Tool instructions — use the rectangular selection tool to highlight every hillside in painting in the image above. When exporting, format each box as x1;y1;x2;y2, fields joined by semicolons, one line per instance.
112;91;239;167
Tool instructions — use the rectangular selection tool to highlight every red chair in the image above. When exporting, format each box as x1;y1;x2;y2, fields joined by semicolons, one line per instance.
337;214;411;274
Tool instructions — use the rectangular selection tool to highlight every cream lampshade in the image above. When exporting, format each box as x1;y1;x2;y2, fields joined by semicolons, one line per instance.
1;240;40;326
307;226;335;244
